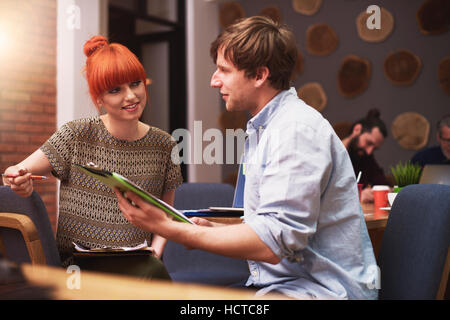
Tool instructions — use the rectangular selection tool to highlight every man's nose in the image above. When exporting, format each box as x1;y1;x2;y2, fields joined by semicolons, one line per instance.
210;71;221;88
365;146;374;155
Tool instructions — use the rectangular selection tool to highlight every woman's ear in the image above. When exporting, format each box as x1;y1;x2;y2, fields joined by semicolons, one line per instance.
95;99;104;114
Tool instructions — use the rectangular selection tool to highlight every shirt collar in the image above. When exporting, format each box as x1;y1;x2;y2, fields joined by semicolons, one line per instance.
246;87;296;133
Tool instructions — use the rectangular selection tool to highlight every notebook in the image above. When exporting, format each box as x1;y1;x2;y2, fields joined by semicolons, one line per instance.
419;165;450;185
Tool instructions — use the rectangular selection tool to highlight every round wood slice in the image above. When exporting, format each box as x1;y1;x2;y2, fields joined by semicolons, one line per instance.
356;7;394;42
332;121;353;140
259;5;282;23
392;112;430;150
297;82;327;112
417;0;450;35
290;50;304;80
383;49;422;86
219;2;245;29
338;55;371;98
438;56;450;95
306;23;339;56
292;0;323;16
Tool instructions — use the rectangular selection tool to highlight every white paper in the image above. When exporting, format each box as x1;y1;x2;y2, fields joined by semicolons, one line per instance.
72;240;153;253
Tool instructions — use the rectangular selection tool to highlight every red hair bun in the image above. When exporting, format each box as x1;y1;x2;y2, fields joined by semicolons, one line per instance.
84;35;108;58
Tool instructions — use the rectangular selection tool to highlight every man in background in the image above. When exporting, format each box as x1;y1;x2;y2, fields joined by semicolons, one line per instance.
341;109;390;203
411;114;450;167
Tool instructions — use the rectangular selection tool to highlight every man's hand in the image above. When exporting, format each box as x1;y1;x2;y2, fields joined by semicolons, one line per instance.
361;186;374;203
190;217;214;227
114;188;173;233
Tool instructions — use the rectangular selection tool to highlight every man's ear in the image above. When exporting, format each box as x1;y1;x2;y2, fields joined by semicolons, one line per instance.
254;66;270;88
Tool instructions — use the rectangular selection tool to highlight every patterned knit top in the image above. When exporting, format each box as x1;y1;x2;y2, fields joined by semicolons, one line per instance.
40;116;183;267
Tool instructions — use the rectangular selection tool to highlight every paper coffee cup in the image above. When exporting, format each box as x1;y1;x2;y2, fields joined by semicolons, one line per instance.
373;185;389;208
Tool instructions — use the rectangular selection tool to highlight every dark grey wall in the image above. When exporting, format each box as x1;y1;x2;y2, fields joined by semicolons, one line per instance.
232;0;450;175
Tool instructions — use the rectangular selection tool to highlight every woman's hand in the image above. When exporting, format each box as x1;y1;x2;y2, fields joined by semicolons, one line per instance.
2;166;34;197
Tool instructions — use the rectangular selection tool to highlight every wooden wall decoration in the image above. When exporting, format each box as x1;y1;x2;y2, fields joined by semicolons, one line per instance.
383;49;422;86
292;0;323;16
219;2;245;29
392;112;430;150
297;82;327;112
338;55;371;98
356;7;394;42
417;0;450;35
438;56;450;95
290;50;304;80
332;121;353;140
306;23;339;56
259;5;282;23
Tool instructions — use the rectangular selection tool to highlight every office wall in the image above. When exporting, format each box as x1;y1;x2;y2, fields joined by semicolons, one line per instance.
219;0;449;178
186;0;222;182
0;0;58;230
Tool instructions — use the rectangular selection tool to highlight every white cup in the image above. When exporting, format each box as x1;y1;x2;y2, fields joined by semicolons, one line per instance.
387;192;397;206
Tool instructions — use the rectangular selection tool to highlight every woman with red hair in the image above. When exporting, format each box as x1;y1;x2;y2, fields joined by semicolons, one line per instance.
2;36;182;279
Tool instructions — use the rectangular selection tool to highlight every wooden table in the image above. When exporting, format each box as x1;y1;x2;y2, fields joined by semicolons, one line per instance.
18;263;289;300
361;202;389;259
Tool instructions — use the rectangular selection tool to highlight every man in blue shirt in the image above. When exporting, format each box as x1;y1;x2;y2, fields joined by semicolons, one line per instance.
115;16;378;299
411;115;450;167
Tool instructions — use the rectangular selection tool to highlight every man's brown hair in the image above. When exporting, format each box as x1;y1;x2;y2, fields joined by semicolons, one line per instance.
210;16;298;90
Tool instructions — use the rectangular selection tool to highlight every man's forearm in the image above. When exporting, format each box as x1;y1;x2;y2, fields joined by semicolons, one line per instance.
163;220;280;264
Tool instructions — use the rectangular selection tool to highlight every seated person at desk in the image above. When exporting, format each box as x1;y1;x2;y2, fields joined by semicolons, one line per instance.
341;109;390;202
115;16;378;299
411;114;450;166
2;36;183;279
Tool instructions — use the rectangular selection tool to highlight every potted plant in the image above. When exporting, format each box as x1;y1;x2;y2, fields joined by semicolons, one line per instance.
388;161;422;205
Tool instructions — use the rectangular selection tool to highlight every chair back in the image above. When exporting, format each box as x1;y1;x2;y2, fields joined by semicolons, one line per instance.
164;183;250;287
0;186;61;266
378;184;450;299
174;182;235;209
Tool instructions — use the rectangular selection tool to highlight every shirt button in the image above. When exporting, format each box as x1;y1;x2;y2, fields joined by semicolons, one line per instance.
252;271;258;277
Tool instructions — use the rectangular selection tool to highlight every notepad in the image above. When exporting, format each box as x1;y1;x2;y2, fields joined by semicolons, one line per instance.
75;163;194;224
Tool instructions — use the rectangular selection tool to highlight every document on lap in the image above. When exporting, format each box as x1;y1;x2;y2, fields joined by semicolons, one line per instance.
74;163;194;224
72;240;155;254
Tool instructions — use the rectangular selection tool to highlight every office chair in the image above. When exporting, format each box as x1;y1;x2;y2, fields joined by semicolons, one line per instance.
378;184;450;299
0;186;61;266
162;183;250;287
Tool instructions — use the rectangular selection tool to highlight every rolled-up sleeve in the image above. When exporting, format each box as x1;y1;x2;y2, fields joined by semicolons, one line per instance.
244;121;332;262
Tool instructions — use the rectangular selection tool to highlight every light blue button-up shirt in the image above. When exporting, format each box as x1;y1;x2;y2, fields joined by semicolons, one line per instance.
243;88;379;299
